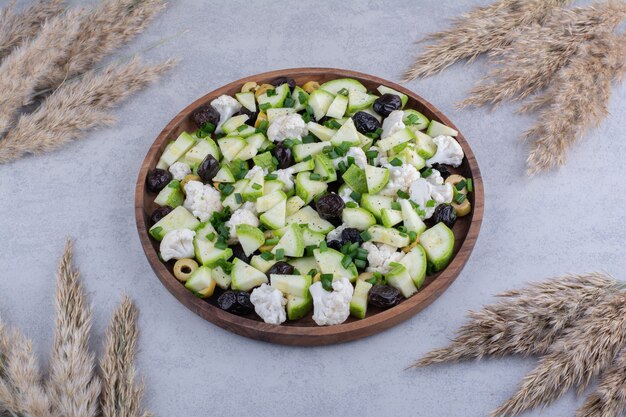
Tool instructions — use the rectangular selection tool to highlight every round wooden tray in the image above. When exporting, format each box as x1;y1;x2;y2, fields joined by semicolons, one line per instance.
135;68;483;346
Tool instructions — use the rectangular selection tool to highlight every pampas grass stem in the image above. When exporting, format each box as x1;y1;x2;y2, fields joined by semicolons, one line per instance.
575;347;626;417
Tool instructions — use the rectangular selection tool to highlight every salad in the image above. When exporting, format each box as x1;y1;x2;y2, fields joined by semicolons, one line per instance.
145;76;474;326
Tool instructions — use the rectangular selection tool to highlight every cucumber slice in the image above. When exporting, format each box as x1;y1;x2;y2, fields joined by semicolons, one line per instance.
376;85;408;108
221;114;249;134
257;190;287;213
420;222;455;271
218;136;246;162
211;265;232;289
358;132;374;150
313;248;358;282
259;197;286;230
194;235;233;266
293;142;328;162
235;92;256;113
364;165;390;195
286;294;313;320
341;207;376;231
306;121;336;142
342;165;368;195
381;208;403;228
264;180;286;195
295;172;328;204
149;206;199;241
231;258;268;291
290;158;315;173
399;245;427;288
402;109;429;131
250;255;277;274
213;166;235;183
291;86;309;112
270;274;312;299
226;124;256;138
313;154;337;183
367;225;410;248
154;180;183;208
347;90;377;114
330;118;360;146
326;94;348;118
266;107;295;123
235;132;266;161
157;132;196;168
236;224;265;256
412;130;437;159
427;120;458;137
396;147;426;170
182;138;219;170
222;179;249;211
272;223;304;257
257;83;289;109
377;128;414;152
288;257;318;274
241;168;264;201
385;263;417;298
399;199;427;234
252;151;275;170
350;279;373;319
286;206;334;234
320;78;366;95
185;266;216;298
156;142;173;169
360;194;393;220
308;89;335;120
286;196;306;216
301;226;325;247
195;221;216;240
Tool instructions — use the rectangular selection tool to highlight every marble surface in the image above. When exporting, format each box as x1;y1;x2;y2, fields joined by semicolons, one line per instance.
1;0;625;416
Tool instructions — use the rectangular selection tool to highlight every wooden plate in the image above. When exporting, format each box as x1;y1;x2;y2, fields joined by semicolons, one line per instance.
135;68;483;346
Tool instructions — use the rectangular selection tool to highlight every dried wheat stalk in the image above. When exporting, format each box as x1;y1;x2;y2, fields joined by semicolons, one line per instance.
100;297;151;417
492;290;626;417
0;57;176;164
524;30;626;175
0;0;66;61
576;347;626;417
40;0;166;90
47;239;100;417
402;0;570;81
412;273;619;367
460;1;626;109
0;10;81;134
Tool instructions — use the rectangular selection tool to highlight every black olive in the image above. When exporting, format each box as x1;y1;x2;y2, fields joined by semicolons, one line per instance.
271;76;296;92
272;141;294;169
373;94;402;117
190;104;220;128
150;206;173;225
237;107;258;126
267;261;295;276
369;285;404;309
327;240;343;251
217;290;254;315
430;163;451;179
146;168;172;192
197;154;220;183
432;204;457;228
341;228;363;246
316;194;345;222
352;111;381;134
230;244;251;264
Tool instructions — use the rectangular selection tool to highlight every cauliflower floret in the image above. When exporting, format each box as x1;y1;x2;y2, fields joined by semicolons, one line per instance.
338;185;355;203
369;146;387;166
430;183;453;205
326;223;348;243
160;229;196;262
425;169;444;185
250;284;287;325
332;147;368;170
267;114;308;142
225;202;259;244
362;242;405;274
183;180;223;222
379;163;420;197
427;135;464;167
408;178;453;219
381;110;405;138
309;278;353;326
168;161;191;181
210;95;242;133
274;167;295;191
245;165;268;179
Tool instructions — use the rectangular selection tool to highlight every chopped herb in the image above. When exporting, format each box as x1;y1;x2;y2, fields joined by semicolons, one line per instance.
329;119;342;129
366;276;378;285
266;88;276;97
215;239;228;250
303;155;313;161
391;201;401;210
234;193;243;204
237;124;248;132
408;231;417;242
390;158;402;166
397;190;410;199
265;237;279;245
397;225;407;233
259;102;271;111
265;173;277;180
406;113;419;125
337;88;349;96
275;248;285;260
309;172;321;181
365;150;378;159
426;199;436;208
251;183;262;190
421;168;433;178
260;252;274;261
206;232;216;241
305;105;314;115
455;179;467;191
337;160;347;172
271;156;279;166
302;134;316;144
466;178;474;192
373;271;383;280
354;259;366;269
341;255;352;269
350;191;361;202
375;128;383;135
454;193;467;204
298;92;308;104
302;112;311;123
328;151;339;159
283;139;294;148
283;97;295;107
347;156;355;166
365;132;379;140
360;230;371;241
307;269;318;277
319;241;328;252
346;201;358;208
305;245;317;257
321;273;333;291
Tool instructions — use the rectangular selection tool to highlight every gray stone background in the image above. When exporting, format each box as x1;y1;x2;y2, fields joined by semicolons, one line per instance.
1;0;625;416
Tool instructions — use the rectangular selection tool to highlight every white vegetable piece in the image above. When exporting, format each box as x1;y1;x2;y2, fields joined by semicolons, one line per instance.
381;110;405;139
326;223;348;243
225;202;259;244
333;147;367;170
183;180;223;222
309;278;353;326
379;163;420;197
210;94;242;133
267;113;308;142
250;284;287;325
168;161;191;181
274;167;295;191
159;229;196;262
408;177;453;219
426;135;464;167
362;241;405;274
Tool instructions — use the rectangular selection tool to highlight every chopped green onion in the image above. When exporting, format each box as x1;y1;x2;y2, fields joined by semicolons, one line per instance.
283;139;294;148
391;201;401;210
390;158;402;166
275;248;285;260
237;124;248;132
426;199;436;208
365;132;379;140
366;276;378;285
454;193;467;204
221;184;234;196
251;183;262;190
298;92;308;104
354;259;366;269
341;255;352;269
455;179;467;191
329;119;342;129
421;168;433;178
215;239;228;250
365;150;378;159
337;88;349;96
466;178;473;192
408;231;417;242
283;97;295;107
302;112;311;123
305;105;314;115
350;191;361;202
319;241;328;252
266;89;276;97
206;232;216;241
375;128;383;135
302;134;316;144
260;252;274;260
265;237;279;245
259;102;271;111
307;269;318;277
345;201;358;208
397;190;410;199
406;113;419;125
305;245;316;256
360;230;371;241
337;161;347;172
397;225;407;233
303;155;313;161
373;271;382;280
309;172;321;181
235;193;243;204
321;274;333;291
265;173;277;180
347;156;355;166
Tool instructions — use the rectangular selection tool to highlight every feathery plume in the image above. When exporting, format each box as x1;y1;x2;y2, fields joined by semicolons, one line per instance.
413;273;619;367
0;10;81;134
524;30;626;175
41;0;166;90
459;1;626;108
0;0;66;61
0;58;176;164
47;239;100;417
100;297;151;417
575;347;626;417
402;0;570;81
492;291;626;417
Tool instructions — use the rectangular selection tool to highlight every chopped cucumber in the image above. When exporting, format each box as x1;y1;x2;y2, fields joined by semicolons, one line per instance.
154;180;183;208
306;121;336;141
293;142;328;162
396;147;426;170
291;86;309;112
420;222;455;271
236;224;265;256
399;245;427;288
364;165;389;195
252;151;275;171
301;226;325;247
288;257;318;274
149;206;199;241
295;172;328;204
330;118;360;146
290;158;316;173
231;258;268;291
381;208;403;228
320;78;366;94
259;198;286;229
286;294;313;320
347;90;377;114
211;265;232;290
377;128;414;152
308;89;334;120
427;120;458;137
157;132;196;168
313;153;337;183
241;168;264;201
182;138;219;170
270;274;312;299
376;85;408;108
399;198;426;234
342;165;368;195
385;263;417;298
272;223;304;257
402;109;429;131
221;114;249;134
250;255;277;274
235;132;265;161
264;179;287;195
218;136;246;162
286;196;306;216
213;166;235;183
286;206;334;234
257;190;287;213
235;92;256;113
313;248;358;282
360;194;393;220
350;279;373;319
412;130;437;159
367;225;410;248
185;266;216;298
341;207;376;231
257;83;289;109
326;94;348;118
222;179;249;211
194;235;233;266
